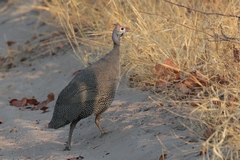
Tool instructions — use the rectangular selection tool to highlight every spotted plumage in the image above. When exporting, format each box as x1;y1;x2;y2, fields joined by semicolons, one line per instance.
48;23;129;150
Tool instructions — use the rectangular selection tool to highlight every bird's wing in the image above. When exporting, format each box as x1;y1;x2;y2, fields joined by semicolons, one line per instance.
57;70;100;104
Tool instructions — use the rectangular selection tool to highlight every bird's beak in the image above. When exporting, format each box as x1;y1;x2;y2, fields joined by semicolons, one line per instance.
124;26;130;32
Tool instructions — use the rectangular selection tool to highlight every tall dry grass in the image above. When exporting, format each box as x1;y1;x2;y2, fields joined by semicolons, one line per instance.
43;0;240;159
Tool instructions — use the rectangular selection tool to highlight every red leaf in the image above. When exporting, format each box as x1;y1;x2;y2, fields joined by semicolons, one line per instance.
47;93;54;103
27;98;39;105
9;99;18;104
163;58;179;72
7;41;16;46
175;82;191;94
10;93;54;112
190;102;198;107
33;93;55;110
9;97;27;108
183;78;198;87
40;106;49;113
155;63;165;77
155;58;180;80
156;81;167;88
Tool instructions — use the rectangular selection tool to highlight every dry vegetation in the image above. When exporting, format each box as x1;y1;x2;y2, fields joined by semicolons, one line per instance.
5;0;240;159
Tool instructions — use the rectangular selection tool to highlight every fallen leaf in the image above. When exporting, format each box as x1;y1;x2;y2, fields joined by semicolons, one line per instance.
9;99;17;104
159;154;167;160
163;58;179;72
10;93;54;112
20;57;27;62
9;127;15;133
40;106;49;113
6;62;16;69
27;98;39;105
67;155;84;160
9;97;27;108
6;41;16;46
183;78;198;87
156;81;168;88
47;93;54;103
190;102;198;107
32;93;54;111
155;58;180;80
155;63;166;78
175;82;191;93
182;71;209;89
32;103;43;110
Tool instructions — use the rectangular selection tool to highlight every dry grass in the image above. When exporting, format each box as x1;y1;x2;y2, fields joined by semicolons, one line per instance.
41;0;240;159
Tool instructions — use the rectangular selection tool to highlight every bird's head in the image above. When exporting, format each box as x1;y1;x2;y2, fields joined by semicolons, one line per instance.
114;23;130;37
112;23;130;45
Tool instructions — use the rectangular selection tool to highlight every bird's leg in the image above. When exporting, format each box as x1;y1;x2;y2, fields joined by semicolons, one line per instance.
95;112;105;135
64;119;79;151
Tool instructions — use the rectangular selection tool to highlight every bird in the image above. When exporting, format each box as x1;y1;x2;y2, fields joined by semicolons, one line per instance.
47;23;129;151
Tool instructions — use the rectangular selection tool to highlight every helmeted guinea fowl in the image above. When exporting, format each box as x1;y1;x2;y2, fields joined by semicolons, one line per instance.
47;23;129;150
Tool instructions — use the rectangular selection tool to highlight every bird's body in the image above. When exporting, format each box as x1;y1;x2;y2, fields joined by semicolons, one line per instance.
48;23;129;150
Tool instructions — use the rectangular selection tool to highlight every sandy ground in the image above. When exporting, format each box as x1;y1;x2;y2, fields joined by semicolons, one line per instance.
0;1;205;160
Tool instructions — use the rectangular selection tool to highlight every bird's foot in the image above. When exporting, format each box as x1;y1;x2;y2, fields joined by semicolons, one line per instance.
63;143;71;151
100;130;112;138
63;146;71;151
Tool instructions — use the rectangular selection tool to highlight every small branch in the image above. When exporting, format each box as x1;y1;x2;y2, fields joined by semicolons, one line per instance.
219;25;239;41
138;11;215;38
138;11;240;44
164;0;240;19
139;11;231;43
